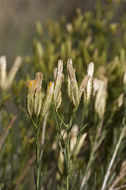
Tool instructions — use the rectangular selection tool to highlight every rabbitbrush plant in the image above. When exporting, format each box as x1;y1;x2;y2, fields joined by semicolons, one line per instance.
26;58;126;190
0;1;126;190
26;72;54;190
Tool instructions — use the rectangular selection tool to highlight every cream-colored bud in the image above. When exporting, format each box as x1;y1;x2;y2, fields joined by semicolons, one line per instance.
35;72;43;92
72;82;79;107
87;62;94;77
86;78;92;102
0;56;22;90
70;125;78;152
0;56;7;89
58;151;64;174
74;133;87;157
57;59;63;73
67;59;79;107
85;62;94;102
26;80;36;117
67;76;72;99
67;58;73;66
54;60;63;110
34;91;42;117
95;82;107;119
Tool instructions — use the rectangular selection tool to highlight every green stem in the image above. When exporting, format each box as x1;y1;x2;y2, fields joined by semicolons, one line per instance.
36;128;40;190
80;118;104;190
66;132;70;190
67;175;69;190
81;102;89;129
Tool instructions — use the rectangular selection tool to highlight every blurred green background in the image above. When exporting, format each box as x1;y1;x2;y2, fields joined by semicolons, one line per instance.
0;0;104;61
1;0;126;62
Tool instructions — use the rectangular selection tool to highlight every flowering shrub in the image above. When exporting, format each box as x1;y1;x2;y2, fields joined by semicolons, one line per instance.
0;1;126;190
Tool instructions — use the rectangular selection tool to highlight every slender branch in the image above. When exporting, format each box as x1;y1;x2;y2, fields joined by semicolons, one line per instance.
109;173;126;190
56;111;68;128
66;132;70;190
80;118;104;190
14;154;36;190
0;114;17;151
109;164;126;190
36;128;40;190
101;125;126;190
112;184;126;190
41;113;48;147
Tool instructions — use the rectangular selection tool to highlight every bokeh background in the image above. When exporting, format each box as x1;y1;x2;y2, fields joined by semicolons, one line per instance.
0;0;106;62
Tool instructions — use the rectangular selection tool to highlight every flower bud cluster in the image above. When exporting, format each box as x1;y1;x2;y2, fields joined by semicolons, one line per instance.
0;56;22;90
27;72;43;118
27;72;54;120
67;59;94;107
